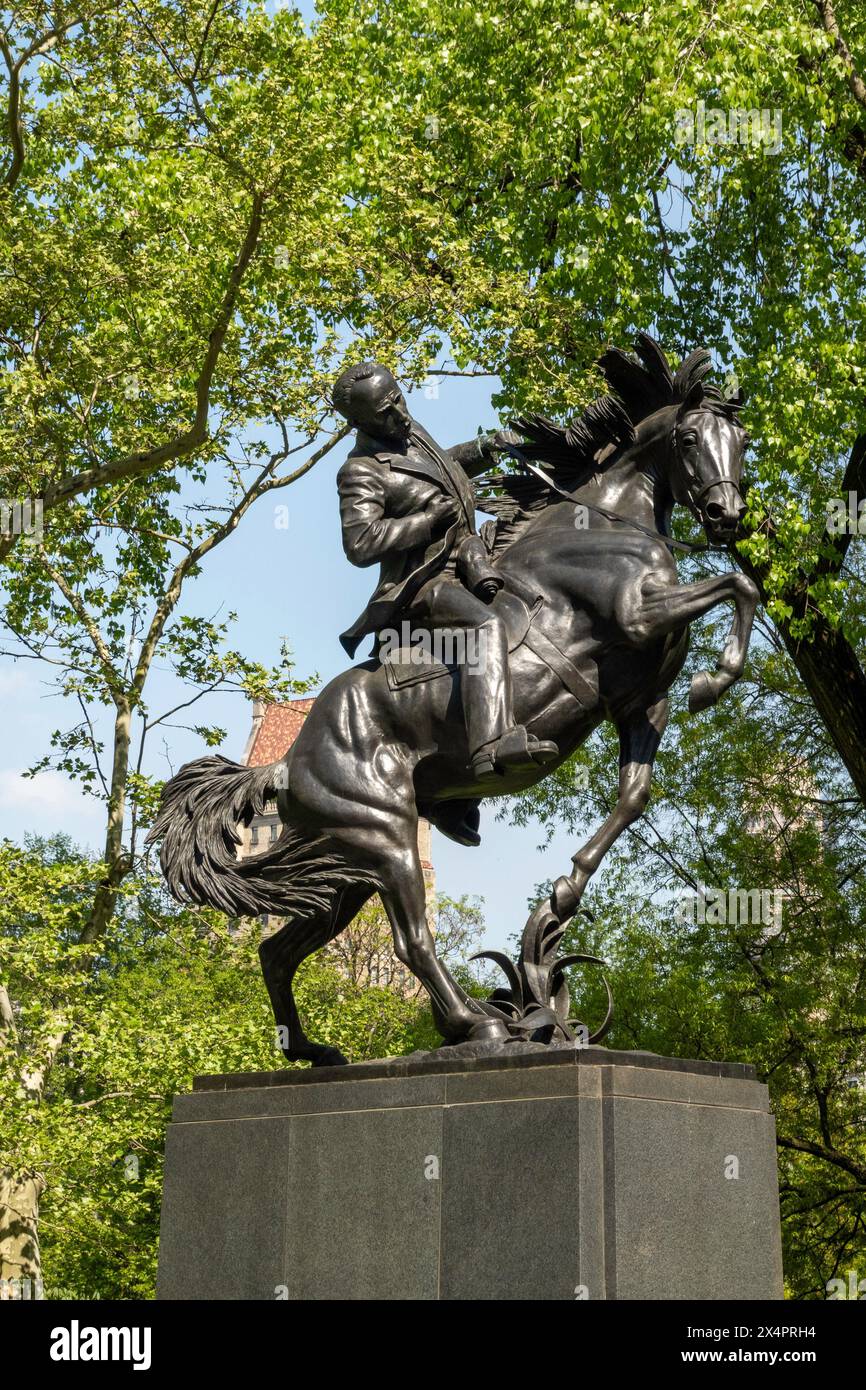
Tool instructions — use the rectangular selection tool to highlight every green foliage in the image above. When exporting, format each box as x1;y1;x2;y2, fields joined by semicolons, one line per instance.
6;0;866;1302
0;836;436;1299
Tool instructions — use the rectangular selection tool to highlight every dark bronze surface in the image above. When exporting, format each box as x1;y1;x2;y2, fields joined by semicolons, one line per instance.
149;334;757;1065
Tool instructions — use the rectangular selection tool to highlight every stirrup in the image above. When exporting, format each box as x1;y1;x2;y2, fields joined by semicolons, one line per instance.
471;727;559;779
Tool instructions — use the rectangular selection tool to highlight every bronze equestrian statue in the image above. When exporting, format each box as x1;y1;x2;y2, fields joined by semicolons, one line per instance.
149;334;758;1066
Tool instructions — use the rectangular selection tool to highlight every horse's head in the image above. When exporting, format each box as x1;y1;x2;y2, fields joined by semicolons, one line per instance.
668;383;748;544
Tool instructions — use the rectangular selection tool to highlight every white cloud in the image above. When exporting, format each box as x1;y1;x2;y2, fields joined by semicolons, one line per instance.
0;768;104;844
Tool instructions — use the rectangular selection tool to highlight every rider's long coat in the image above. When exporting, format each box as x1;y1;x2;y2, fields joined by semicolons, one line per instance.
337;424;479;657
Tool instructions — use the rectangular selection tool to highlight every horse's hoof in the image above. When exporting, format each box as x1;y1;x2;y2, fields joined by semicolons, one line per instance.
551;874;583;920
466;1016;510;1045
688;671;718;713
310;1047;349;1067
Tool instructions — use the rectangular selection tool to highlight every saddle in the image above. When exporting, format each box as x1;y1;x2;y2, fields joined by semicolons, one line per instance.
381;587;599;711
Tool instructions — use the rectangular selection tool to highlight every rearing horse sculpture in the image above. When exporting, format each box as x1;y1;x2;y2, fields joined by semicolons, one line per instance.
149;334;758;1065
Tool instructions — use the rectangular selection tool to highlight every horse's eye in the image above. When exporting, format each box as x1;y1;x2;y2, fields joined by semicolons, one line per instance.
680;433;698;447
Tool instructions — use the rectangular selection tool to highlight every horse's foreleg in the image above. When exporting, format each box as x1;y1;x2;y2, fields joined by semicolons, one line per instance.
546;697;669;922
622;570;759;711
379;845;510;1046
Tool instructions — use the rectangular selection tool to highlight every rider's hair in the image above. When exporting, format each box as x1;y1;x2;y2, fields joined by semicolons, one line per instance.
332;362;388;422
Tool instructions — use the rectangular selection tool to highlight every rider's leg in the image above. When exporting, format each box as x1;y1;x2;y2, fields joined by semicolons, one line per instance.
410;579;558;776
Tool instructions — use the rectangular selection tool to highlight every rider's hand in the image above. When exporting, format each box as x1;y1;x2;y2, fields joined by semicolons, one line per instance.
486;428;524;456
425;494;460;533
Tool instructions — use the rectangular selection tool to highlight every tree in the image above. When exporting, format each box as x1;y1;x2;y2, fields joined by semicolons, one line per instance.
0;836;439;1298
313;0;866;798
0;0;500;1286
6;0;866;1301
0;0;495;559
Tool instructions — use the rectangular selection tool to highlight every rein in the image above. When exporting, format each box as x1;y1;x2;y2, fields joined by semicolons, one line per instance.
499;444;722;555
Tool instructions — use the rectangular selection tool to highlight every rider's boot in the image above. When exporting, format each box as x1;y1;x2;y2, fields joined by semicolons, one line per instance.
463;607;559;778
471;725;559;780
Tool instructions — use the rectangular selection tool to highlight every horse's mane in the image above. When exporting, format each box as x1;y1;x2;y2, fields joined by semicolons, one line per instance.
476;332;743;557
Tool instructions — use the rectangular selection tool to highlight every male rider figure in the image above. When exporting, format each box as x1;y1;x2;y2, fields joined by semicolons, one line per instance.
332;361;558;781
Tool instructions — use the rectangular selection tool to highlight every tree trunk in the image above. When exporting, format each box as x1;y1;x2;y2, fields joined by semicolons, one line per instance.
738;548;866;807
0;1169;46;1299
776;619;866;804
79;700;133;946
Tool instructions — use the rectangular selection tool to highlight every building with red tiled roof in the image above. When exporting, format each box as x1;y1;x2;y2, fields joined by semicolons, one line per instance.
241;698;316;769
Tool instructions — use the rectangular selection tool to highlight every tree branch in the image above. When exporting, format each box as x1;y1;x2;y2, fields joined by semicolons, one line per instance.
1;17;88;190
0;190;266;561
776;1132;866;1185
815;1;866;111
37;548;121;698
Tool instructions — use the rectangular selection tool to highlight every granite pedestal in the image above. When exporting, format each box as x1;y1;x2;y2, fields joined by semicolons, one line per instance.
156;1047;783;1301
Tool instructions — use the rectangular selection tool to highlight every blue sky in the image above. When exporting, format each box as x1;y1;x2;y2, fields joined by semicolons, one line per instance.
0;369;580;954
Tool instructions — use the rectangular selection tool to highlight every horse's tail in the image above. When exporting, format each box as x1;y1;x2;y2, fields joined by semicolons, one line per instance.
146;754;375;920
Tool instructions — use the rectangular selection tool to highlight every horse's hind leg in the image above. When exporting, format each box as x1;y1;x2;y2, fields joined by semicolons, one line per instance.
259;884;374;1067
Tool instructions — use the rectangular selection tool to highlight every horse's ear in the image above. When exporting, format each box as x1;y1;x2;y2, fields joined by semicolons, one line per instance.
677;381;705;416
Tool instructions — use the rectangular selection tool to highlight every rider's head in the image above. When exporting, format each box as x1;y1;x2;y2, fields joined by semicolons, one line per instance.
332;363;412;445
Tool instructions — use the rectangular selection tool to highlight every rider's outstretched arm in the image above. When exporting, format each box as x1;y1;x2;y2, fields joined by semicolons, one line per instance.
448;435;496;478
450;429;523;479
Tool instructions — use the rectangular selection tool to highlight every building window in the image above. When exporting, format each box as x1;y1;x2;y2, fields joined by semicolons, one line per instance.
250;824;259;847
270;821;279;843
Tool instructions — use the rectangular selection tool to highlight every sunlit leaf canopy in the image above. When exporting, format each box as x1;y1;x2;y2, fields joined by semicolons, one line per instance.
1;3;865;610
